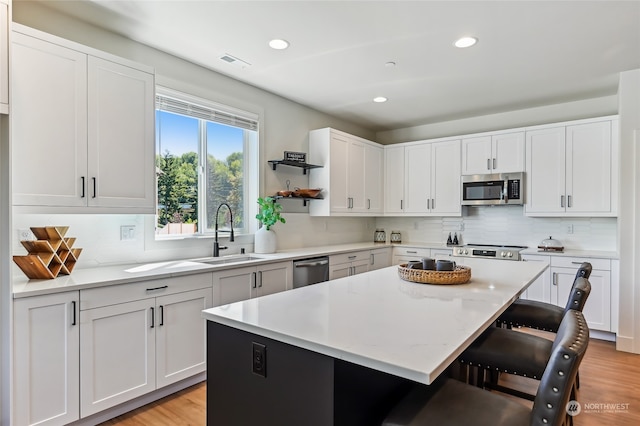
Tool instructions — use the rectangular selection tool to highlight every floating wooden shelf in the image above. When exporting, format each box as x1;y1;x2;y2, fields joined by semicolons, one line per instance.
13;226;83;280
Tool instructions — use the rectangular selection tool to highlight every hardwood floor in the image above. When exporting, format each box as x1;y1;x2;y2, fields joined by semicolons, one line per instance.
101;337;640;425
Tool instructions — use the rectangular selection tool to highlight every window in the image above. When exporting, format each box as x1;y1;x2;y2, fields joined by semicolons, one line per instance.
155;88;259;238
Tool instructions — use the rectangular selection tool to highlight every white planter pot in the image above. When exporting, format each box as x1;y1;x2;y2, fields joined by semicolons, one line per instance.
254;226;277;254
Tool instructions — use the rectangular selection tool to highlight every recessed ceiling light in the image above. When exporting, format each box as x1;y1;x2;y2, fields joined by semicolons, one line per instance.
269;39;289;50
454;36;478;48
373;97;388;103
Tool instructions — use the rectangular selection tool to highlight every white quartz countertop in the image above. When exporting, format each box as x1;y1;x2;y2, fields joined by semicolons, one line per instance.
202;258;548;385
12;242;396;298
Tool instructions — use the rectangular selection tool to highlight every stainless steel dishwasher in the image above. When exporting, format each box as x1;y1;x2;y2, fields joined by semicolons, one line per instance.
292;256;329;288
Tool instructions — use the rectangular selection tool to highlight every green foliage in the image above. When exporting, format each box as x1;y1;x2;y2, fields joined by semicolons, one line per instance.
157;150;244;232
255;197;286;231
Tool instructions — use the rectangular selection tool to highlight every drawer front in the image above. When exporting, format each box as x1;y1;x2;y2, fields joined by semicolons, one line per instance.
550;256;610;271
330;250;370;265
81;273;213;310
392;247;431;258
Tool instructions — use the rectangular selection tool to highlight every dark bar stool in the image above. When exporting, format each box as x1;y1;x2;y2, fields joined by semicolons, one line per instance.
382;310;589;426
497;262;592;331
459;277;591;400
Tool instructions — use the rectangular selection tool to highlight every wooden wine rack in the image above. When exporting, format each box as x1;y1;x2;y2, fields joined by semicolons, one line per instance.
13;226;83;280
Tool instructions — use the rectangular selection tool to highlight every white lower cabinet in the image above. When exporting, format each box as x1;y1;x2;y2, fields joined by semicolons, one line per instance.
520;254;551;303
369;247;392;271
329;250;370;280
79;273;213;417
13;291;80;426
213;261;292;306
550;257;611;332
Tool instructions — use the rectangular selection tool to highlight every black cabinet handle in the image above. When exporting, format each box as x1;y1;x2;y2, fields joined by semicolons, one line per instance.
81;177;85;198
146;285;168;292
159;305;164;326
71;301;77;326
150;307;155;328
92;177;97;198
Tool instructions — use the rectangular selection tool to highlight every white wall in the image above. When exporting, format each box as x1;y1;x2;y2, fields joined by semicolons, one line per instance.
617;69;640;353
376;95;618;144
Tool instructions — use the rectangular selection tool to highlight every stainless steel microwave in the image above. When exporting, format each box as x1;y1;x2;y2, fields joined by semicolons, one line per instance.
461;172;524;206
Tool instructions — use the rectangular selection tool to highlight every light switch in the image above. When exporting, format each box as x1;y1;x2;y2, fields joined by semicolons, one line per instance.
120;225;136;241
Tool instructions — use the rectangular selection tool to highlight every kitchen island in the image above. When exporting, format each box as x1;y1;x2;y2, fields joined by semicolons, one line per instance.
202;258;547;426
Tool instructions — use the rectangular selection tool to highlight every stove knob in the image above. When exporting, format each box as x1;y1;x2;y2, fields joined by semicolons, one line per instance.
507;252;513;258
464;249;469;255
500;251;506;258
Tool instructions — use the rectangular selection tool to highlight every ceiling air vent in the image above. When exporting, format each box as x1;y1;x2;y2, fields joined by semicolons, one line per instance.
219;53;251;69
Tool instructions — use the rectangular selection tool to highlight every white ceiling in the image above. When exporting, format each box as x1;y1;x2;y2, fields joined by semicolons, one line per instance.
31;0;640;132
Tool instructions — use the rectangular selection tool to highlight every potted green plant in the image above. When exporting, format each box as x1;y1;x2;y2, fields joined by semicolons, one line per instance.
255;196;285;253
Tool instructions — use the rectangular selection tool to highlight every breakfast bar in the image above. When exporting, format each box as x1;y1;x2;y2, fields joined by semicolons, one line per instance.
202;258;547;425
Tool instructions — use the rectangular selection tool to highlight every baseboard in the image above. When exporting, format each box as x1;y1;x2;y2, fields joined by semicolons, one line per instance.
615;335;639;353
590;330;616;342
68;373;206;426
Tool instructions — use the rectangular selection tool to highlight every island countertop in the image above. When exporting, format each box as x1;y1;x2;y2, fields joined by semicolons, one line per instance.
202;258;548;384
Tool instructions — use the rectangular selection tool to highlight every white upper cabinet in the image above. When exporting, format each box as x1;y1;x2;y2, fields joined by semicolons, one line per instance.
385;139;461;216
525;117;617;216
11;25;155;213
461;131;525;175
384;145;405;214
0;0;9;114
309;128;384;216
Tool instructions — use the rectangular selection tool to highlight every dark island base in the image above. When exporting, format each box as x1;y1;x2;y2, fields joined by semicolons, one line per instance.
207;322;413;426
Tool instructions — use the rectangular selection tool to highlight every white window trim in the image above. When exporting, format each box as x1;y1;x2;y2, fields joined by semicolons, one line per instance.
153;86;260;242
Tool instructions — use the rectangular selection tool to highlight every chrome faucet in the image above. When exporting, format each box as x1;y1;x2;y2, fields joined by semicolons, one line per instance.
213;202;235;257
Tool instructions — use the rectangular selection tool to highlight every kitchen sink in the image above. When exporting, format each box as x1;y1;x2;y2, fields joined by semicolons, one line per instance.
195;255;266;265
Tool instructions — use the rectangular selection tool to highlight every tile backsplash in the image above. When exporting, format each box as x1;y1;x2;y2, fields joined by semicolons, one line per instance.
375;205;617;251
12;207;616;273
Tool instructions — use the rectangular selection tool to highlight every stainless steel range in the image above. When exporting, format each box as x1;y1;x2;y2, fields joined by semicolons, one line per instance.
452;243;527;261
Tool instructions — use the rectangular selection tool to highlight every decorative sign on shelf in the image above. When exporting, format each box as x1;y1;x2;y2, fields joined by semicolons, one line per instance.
284;151;306;163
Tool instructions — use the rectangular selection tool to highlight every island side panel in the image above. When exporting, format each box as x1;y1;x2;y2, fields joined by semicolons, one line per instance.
207;322;334;426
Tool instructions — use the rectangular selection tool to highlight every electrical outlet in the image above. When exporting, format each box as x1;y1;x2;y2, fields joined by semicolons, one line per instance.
120;225;136;241
18;228;33;240
252;342;267;378
458;222;465;232
567;224;574;234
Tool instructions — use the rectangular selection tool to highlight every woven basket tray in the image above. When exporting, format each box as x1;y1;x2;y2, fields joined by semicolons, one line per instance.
398;264;471;285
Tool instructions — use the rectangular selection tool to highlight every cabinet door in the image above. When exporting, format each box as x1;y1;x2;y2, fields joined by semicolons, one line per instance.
88;57;155;211
369;248;391;270
364;143;384;213
0;0;8;113
212;268;253;306
551;267;611;331
404;144;431;213
329;263;351;280
520;255;551;302
11;32;88;207
329;133;351;213
384;146;405;213
347;138;367;212
13;292;80;426
525;127;566;214
156;288;212;388
430;139;461;215
352;259;370;275
254;261;292;297
492;132;525;173
565;121;612;214
80;298;156;417
461;136;492;175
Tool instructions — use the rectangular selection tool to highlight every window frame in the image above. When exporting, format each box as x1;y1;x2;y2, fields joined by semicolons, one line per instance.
154;86;259;240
